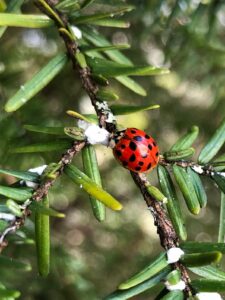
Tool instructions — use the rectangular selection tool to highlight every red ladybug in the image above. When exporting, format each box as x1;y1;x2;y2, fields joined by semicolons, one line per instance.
113;128;159;173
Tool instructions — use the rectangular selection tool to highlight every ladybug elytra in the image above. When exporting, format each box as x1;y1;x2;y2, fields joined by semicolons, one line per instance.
113;128;159;173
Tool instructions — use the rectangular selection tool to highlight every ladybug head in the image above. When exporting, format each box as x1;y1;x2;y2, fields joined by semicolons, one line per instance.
114;130;126;143
108;129;126;148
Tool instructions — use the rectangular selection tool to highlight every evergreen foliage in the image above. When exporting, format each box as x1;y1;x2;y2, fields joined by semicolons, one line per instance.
0;1;225;299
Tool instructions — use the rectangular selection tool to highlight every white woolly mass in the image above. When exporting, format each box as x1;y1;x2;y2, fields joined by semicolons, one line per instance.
78;120;110;145
165;280;185;291
71;26;82;39
191;165;204;174
196;292;222;300
84;124;110;145
167;247;184;264
0;213;16;222
25;165;47;188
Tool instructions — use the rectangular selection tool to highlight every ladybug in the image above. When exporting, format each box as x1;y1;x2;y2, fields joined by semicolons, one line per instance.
113;128;159;173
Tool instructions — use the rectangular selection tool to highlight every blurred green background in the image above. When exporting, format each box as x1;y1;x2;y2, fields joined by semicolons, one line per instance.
0;0;225;299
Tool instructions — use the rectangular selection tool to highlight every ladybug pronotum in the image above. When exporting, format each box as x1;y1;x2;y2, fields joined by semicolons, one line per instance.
113;128;159;173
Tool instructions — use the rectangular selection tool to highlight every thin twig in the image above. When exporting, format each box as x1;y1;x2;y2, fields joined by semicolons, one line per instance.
35;0;117;134
131;172;192;296
131;172;178;249
159;155;225;177
0;141;85;252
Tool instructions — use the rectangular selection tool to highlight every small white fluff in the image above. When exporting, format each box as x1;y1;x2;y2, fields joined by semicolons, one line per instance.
77;119;90;131
165;280;185;291
29;165;47;175
191;165;204;175
21;199;31;209
196;292;222;300
219;172;225;178
96;101;109;110
25;181;38;188
25;165;47;188
106;112;116;123
84;124;110;145
167;247;184;264
162;197;168;204
71;26;82;39
0;213;16;222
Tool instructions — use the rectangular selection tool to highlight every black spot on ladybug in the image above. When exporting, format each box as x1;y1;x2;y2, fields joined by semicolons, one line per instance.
145;134;150;139
123;161;128;167
131;129;137;134
115;150;122;157
153;141;156;146
147;163;152;169
134;136;143;142
142;153;148;158
135;166;142;171
148;144;152;150
121;144;126;149
156;152;159;156
129;141;137;151
129;154;136;162
138;161;144;166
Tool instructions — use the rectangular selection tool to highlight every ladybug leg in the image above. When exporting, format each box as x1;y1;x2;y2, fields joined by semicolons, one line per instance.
108;132;121;148
108;136;116;148
139;172;147;181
